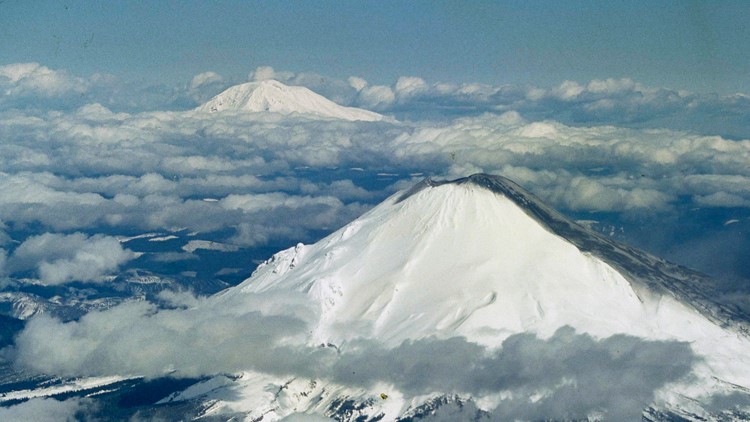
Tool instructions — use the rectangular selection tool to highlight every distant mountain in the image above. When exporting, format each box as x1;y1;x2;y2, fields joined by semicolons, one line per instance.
196;79;385;121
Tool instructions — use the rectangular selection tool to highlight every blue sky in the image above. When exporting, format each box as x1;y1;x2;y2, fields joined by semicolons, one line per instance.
1;0;749;94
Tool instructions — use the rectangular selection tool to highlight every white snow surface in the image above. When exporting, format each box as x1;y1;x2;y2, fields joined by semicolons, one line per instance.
199;180;750;419
182;240;239;253
225;183;743;349
196;80;385;122
0;376;130;403
148;235;178;242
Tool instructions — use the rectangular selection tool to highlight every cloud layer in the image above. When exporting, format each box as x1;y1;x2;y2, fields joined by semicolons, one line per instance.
6;62;747;139
0;397;87;421
0;64;749;288
236;66;750;140
8;294;696;420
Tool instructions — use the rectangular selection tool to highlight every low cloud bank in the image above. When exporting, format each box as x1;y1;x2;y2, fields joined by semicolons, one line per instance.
0;84;749;288
0;397;90;421
7;293;699;420
335;328;696;420
10;296;312;378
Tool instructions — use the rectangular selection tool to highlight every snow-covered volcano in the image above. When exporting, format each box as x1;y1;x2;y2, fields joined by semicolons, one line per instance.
196;79;385;121
185;174;750;420
16;175;747;420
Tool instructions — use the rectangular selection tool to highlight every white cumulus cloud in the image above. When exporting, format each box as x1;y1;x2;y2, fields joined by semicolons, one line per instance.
347;76;368;92
0;62;87;97
190;71;224;91
394;76;428;99
358;85;396;109
8;233;136;285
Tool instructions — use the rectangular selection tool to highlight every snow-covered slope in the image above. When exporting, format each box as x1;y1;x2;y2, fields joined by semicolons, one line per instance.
226;175;748;345
196;175;750;419
196;79;385;121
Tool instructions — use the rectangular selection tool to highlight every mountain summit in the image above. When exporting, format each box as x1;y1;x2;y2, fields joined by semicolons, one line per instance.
195;174;750;420
196;79;385;121
235;174;748;343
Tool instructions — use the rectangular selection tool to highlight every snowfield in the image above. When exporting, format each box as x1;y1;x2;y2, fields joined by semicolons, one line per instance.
196;79;386;122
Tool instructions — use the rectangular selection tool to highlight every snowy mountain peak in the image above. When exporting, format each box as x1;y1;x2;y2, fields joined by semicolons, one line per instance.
196;79;385;121
207;174;750;419
231;174;741;343
404;174;750;330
